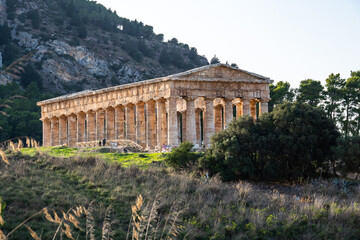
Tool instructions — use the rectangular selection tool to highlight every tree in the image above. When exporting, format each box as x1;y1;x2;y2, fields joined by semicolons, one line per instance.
0;24;11;45
324;73;345;121
297;79;324;106
165;142;201;169
169;38;178;45
19;64;43;89
269;81;295;112
230;63;238;68
344;74;360;136
3;43;19;66
335;136;360;178
189;47;198;61
210;55;220;64
27;10;41;29
155;34;164;42
201;103;339;181
77;25;88;38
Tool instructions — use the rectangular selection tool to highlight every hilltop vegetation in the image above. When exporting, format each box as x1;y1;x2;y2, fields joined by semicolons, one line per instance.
0;150;359;239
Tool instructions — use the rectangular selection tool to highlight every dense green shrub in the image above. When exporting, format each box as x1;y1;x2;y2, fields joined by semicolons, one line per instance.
165;141;202;169
335;136;360;177
200;103;339;182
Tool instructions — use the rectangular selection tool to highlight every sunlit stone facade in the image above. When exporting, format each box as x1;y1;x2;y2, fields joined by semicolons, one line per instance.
37;64;273;150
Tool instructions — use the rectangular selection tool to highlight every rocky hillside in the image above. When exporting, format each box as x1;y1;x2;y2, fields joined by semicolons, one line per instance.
0;0;208;94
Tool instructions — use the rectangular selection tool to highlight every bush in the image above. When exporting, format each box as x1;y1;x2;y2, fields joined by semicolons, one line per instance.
335;136;360;177
165;141;201;169
200;103;339;182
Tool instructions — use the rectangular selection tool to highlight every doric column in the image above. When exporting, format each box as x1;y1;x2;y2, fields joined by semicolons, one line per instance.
156;99;167;148
86;111;96;142
115;106;125;139
242;99;251;116
236;102;243;119
250;100;257;119
106;108;115;140
96;109;105;141
224;99;233;128
167;97;179;147
43;119;51;146
68;114;77;147
136;102;146;147
146;100;156;149
126;104;136;142
204;98;215;147
195;109;202;146
181;111;186;143
77;112;86;143
185;98;196;144
51;118;59;146
260;100;269;115
59;116;67;145
214;105;223;133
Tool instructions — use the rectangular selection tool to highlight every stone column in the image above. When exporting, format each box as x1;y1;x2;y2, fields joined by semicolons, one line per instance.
195;109;202;146
126;104;136;142
115;106;125;139
181;111;186;143
77;112;86;143
167;97;179;147
51;118;59;146
43;119;51;146
260;101;269;115
250;100;257;119
236;102;243;119
106;108;115;140
68;114;77;147
156;99;167;148
146;100;156;149
136;102;146;147
96;109;105;141
86;111;96;142
204;98;215;147
224;99;233;128
59;116;67;145
185;98;196;145
242;99;251;116
214;105;223;133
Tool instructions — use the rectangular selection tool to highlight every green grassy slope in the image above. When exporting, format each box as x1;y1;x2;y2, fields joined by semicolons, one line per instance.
0;150;359;239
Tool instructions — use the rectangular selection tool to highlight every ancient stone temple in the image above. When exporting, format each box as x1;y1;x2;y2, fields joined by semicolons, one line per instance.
37;64;273;150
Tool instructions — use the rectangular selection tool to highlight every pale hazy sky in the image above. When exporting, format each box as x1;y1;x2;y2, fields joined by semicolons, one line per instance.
97;0;360;87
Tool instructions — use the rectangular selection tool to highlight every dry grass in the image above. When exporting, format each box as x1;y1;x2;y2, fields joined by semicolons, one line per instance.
0;150;359;239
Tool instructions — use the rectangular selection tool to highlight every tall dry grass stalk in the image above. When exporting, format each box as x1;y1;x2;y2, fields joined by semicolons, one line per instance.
0;230;6;240
0;150;9;165
9;141;17;152
24;224;41;240
128;195;145;240
101;205;113;240
86;203;96;240
17;139;23;150
26;137;31;148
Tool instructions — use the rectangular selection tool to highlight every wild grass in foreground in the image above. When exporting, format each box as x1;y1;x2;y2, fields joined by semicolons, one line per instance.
0;151;359;239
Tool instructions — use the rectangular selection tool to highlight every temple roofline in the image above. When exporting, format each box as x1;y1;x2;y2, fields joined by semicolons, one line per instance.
37;63;273;106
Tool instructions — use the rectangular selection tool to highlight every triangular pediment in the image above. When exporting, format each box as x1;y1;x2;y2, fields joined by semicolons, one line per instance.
167;63;272;83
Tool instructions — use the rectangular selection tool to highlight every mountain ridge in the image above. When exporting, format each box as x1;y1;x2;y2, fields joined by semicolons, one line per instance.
0;0;209;94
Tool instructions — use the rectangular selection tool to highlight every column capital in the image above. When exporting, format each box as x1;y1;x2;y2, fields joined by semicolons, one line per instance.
182;96;197;101
203;97;216;102
135;101;145;107
260;98;270;103
224;98;234;103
